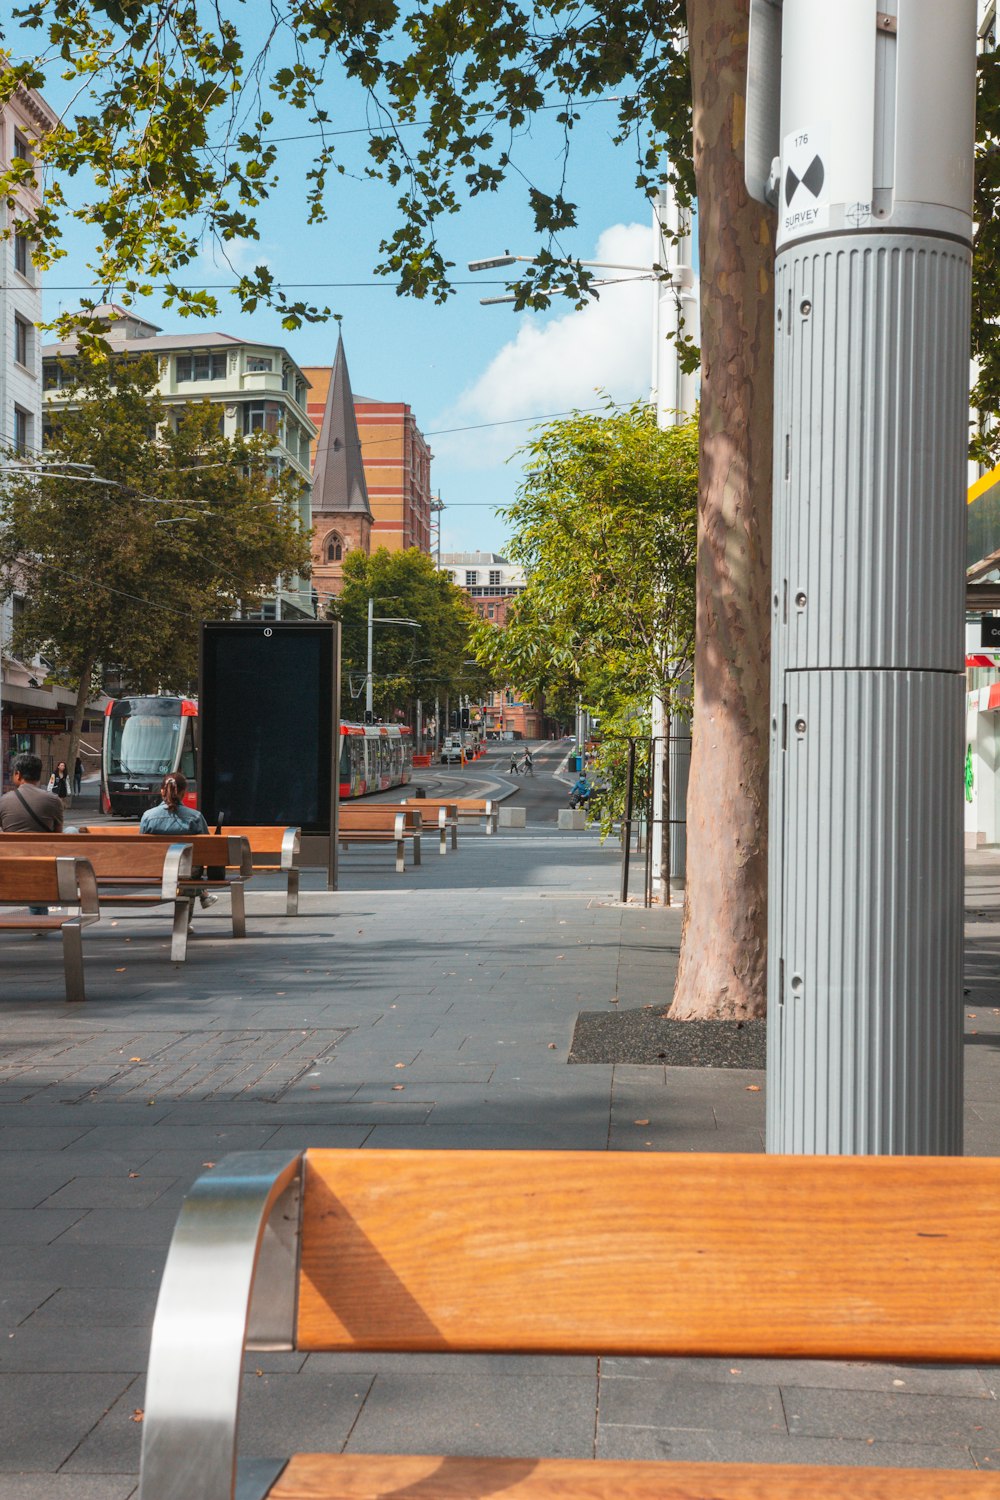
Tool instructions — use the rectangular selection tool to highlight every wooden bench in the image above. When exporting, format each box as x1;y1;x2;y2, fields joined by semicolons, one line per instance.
337;807;422;873
0;855;100;1002
72;834;251;936
405;795;498;834
0;836;194;961
138;1149;1000;1500
80;824;301;916
375;800;457;854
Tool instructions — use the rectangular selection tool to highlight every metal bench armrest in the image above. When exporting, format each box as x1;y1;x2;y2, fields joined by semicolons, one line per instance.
56;856;100;916
139;1151;303;1500
161;843;193;900
279;827;300;872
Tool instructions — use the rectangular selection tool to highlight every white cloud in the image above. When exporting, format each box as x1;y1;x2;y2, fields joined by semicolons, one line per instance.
434;221;653;472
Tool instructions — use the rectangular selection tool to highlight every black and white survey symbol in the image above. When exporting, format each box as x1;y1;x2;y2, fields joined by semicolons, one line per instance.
781;126;830;237
785;152;824;208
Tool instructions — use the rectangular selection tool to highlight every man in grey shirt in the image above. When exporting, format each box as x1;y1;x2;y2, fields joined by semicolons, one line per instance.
0;752;64;833
0;751;64;915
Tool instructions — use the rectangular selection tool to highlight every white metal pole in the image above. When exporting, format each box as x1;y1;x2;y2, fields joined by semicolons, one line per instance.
748;0;975;1154
365;596;374;719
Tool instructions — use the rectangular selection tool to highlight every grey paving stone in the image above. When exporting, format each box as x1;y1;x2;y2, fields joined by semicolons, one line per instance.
234;1369;375;1459
595;1424;978;1469
23;1286;159;1330
3;1244;167;1289
0;1281;59;1329
50;1375;147;1475
41;1175;179;1210
783;1386;1000;1442
598;1373;785;1434
0;1372;135;1470
346;1370;598;1459
599;1356;993;1397
48;1207;184;1248
0;1324;149;1373
2;1204;89;1248
0;1477;137;1498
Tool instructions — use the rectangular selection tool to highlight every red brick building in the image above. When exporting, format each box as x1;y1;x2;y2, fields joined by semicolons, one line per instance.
303;355;433;573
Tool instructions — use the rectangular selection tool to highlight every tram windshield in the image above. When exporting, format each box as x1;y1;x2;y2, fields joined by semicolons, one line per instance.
106;703;184;776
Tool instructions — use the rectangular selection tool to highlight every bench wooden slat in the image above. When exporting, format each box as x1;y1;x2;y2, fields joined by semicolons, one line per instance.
297;1150;1000;1363
268;1452;1000;1499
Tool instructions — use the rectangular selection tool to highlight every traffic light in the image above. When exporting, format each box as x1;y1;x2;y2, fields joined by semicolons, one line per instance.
449;710;458;730
460;707;470;728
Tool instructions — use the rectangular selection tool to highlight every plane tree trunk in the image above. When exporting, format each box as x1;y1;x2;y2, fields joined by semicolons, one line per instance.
671;0;775;1019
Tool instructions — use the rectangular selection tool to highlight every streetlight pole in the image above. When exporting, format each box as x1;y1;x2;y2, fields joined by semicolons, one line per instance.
365;597;421;723
366;596;374;719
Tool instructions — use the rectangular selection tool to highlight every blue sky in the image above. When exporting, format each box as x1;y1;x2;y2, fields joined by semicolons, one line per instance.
27;24;664;556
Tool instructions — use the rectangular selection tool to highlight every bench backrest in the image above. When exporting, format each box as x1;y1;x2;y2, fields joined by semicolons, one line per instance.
0;854;95;906
32;830;248;874
405;797;490;813
295;1149;1000;1363
79;824;298;861
0;836;192;881
338;808;421;833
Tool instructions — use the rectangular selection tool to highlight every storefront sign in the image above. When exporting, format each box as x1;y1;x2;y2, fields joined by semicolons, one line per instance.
8;714;69;734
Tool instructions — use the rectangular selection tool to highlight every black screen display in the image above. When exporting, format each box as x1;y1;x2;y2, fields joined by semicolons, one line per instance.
200;623;337;832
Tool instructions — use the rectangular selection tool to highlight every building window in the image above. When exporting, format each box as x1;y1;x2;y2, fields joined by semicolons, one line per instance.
487;605;496;618
465;570;478;587
242;401;282;437
176;351;227;382
247;355;273;372
12;130;32;164
13;315;31;370
13;407;31;456
489;569;502;586
325;533;344;563
13;228;30;279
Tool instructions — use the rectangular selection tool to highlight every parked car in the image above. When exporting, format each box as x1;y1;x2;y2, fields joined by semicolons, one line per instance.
440;740;464;764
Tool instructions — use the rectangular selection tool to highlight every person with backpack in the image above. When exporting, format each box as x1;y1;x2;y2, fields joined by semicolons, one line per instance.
521;748;534;776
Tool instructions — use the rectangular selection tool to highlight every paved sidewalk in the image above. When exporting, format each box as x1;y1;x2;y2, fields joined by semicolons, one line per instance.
1;826;999;1494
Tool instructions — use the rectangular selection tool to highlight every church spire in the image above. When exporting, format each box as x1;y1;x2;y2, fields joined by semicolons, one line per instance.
311;331;372;518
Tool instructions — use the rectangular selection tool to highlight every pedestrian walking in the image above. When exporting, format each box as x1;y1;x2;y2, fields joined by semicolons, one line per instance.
47;760;71;808
509;751;520;775
73;755;83;797
522;749;534;776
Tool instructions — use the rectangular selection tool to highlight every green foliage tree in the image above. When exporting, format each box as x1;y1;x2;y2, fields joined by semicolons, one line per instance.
472;401;697;811
328;547;483;724
0;356;312;764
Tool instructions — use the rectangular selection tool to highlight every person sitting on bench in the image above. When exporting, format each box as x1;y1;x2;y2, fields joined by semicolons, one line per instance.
0;752;64;914
140;773;216;908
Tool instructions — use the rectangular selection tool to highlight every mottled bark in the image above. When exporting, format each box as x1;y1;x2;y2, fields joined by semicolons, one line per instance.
671;0;775;1019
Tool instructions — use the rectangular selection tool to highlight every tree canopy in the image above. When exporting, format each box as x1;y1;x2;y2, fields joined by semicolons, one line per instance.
0;356;312;742
0;1;692;330
328;546;484;722
472;400;697;721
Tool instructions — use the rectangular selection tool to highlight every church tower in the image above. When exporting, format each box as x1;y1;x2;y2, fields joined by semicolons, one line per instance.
309;332;372;607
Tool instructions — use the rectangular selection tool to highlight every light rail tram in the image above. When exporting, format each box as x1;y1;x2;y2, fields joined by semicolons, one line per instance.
102;695;412;816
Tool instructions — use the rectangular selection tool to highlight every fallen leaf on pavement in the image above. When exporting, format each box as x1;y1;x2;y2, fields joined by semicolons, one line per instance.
746;1085;761;1092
